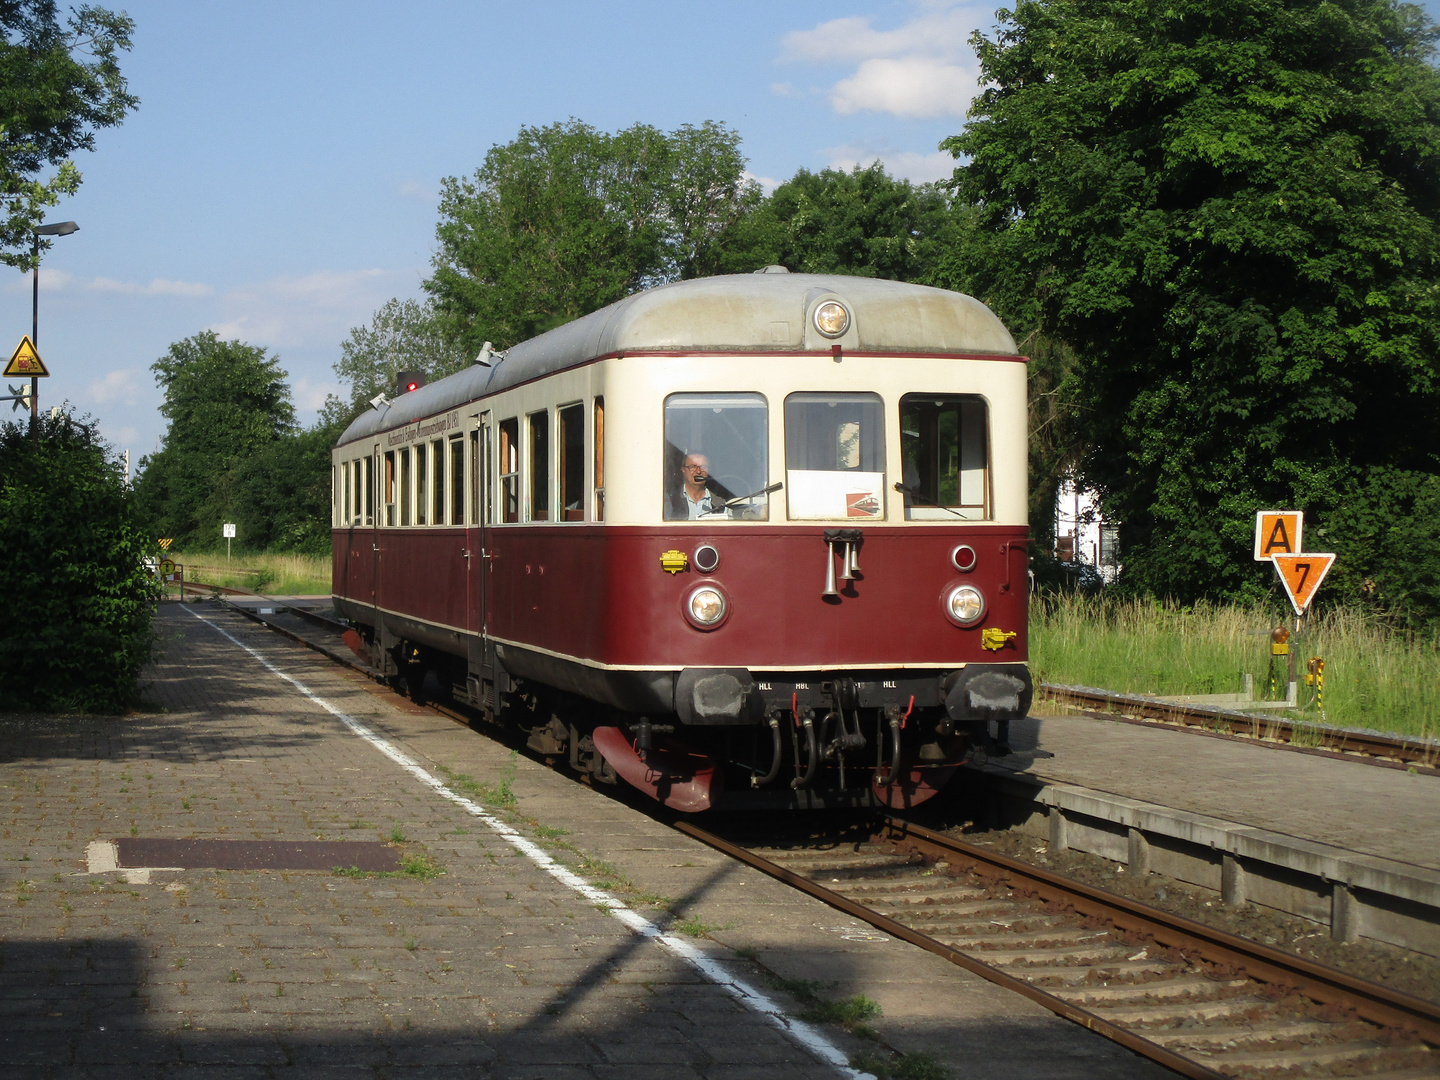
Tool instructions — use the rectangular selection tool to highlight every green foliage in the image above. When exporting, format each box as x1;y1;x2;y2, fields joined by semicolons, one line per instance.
324;297;471;426
425;118;757;351
943;0;1440;623
719;162;954;281
0;2;138;266
849;1050;948;1080
0;411;159;712
131;331;298;550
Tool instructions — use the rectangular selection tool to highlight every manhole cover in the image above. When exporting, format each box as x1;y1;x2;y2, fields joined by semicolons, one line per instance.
115;838;400;872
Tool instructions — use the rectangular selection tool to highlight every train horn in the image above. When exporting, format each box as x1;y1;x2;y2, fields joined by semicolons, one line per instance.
822;541;839;598
841;540;859;580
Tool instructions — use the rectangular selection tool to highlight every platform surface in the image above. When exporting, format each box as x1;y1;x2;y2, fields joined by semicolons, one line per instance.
1001;711;1440;871
0;603;1169;1080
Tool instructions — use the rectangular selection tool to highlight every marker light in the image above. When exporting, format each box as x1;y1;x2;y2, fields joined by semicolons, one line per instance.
686;584;729;629
944;583;986;627
813;300;851;338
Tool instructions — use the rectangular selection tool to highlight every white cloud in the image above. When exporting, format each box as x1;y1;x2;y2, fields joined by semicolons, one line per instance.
743;169;782;195
780;2;985;119
398;179;437;202
769;81;798;98
208;268;400;350
292;375;340;413
86;368;144;407
827;145;958;185
832;57;976;118
88;276;213;297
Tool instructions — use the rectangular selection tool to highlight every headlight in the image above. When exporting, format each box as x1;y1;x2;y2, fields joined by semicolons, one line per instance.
686;585;728;629
813;300;851;338
944;584;985;626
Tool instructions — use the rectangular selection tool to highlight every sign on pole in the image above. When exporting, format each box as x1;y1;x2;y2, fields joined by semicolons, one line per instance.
222;524;236;538
1254;510;1303;561
1272;552;1336;615
2;336;48;378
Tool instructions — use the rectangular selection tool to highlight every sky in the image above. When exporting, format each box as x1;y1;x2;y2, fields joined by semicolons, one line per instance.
4;0;1439;470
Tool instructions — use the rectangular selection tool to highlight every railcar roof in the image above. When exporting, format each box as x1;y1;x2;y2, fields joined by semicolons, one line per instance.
336;272;1017;448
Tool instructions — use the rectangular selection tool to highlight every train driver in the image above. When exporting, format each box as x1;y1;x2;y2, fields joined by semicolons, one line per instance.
667;453;730;520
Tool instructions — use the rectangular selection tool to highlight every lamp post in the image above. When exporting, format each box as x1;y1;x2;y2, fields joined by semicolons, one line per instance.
31;220;78;432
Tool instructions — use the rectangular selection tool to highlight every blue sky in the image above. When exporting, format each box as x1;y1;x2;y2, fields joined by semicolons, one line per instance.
4;0;1438;468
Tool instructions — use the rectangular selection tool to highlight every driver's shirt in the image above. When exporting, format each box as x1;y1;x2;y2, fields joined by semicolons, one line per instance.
684;489;717;519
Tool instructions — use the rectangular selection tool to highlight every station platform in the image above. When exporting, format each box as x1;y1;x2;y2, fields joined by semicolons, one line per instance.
0;603;1169;1080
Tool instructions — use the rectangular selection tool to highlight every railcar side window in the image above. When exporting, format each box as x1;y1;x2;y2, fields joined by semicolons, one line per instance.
399;448;413;526
558;403;584;521
383;451;396;527
498;419;519;523
528;410;550;521
449;435;464;525
899;394;989;520
415;443;428;525
594;397;605;522
662;393;768;521
364;455;374;525
431;438;445;525
341;462;350;526
784;392;885;520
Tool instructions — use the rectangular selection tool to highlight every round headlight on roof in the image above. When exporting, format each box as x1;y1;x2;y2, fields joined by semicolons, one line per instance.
813;300;851;338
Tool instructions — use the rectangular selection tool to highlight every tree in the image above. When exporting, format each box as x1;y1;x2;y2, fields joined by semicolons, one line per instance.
132;332;295;548
425;119;756;351
0;410;158;712
325;297;471;429
0;1;138;267
719;162;955;281
944;0;1440;623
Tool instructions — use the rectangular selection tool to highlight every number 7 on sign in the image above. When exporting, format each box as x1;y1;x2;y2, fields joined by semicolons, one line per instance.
1271;553;1336;616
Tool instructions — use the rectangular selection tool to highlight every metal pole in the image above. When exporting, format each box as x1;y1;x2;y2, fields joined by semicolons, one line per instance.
30;234;38;435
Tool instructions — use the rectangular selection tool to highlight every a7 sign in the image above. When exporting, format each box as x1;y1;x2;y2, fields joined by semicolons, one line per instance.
1272;552;1336;616
1253;510;1302;561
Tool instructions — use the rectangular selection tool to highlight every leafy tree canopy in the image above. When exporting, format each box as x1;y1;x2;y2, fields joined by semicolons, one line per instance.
133;332;295;548
425;119;757;351
0;0;137;267
719;162;954;280
0;410;157;712
941;0;1440;624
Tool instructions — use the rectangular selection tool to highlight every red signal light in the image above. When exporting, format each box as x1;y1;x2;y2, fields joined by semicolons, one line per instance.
406;381;419;392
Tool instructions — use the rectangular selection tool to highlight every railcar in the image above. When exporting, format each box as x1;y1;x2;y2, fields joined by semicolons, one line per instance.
331;269;1032;811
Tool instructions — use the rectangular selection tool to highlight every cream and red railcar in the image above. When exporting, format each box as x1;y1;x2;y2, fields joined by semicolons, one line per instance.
331;270;1032;811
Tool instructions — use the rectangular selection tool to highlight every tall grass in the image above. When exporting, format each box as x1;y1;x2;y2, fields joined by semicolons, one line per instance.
171;550;331;596
1030;593;1440;740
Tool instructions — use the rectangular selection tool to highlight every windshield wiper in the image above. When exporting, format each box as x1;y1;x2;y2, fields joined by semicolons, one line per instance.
894;482;963;518
722;481;783;508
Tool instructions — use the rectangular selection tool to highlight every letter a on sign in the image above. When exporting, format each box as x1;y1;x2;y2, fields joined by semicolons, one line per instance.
1253;510;1303;562
1272;553;1335;615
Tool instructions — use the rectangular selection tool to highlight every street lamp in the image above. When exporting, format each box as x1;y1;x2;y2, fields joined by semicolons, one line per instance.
30;220;77;431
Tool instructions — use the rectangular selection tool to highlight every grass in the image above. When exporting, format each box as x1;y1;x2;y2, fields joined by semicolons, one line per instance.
331;852;443;881
1031;593;1440;740
170;549;330;596
849;1049;948;1080
769;976;882;1039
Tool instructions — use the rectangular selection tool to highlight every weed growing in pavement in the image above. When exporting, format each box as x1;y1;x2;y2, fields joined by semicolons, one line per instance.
672;916;733;938
403;938;417;951
732;945;761;962
330;853;443;882
849;1049;948;1080
769;976;882;1039
389;825;405;843
447;768;517;810
228;970;241;983
532;825;568;839
349;819;370;830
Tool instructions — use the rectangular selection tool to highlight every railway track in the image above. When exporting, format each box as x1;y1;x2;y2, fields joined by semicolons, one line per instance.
1038;682;1439;771
679;818;1440;1080
204;595;1440;1078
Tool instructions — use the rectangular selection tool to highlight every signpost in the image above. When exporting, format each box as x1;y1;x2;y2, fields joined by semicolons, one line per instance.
2;335;48;432
1254;509;1336;711
223;523;236;563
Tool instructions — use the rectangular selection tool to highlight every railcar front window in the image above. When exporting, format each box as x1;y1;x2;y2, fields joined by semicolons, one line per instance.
662;393;768;521
784;392;885;520
899;394;989;520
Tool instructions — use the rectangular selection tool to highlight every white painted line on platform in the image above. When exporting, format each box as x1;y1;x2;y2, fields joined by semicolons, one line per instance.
184;605;870;1080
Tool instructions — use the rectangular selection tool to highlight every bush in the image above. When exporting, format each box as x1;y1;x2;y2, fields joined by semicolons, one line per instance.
0;412;160;712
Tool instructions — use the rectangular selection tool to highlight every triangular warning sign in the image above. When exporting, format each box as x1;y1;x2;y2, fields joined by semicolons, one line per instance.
1272;553;1336;615
3;336;48;377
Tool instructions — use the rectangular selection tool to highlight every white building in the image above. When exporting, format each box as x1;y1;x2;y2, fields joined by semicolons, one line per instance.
1054;475;1120;584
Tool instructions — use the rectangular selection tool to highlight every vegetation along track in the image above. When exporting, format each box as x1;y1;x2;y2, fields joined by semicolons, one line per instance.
209;595;1440;1078
1039;683;1439;772
678;818;1440;1080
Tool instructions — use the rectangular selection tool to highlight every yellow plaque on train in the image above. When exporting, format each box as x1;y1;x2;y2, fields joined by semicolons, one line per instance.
660;549;689;574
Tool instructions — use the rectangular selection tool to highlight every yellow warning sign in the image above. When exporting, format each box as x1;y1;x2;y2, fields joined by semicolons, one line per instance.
1272;553;1336;615
3;336;48;378
158;538;173;550
159;559;176;577
1253;510;1302;562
